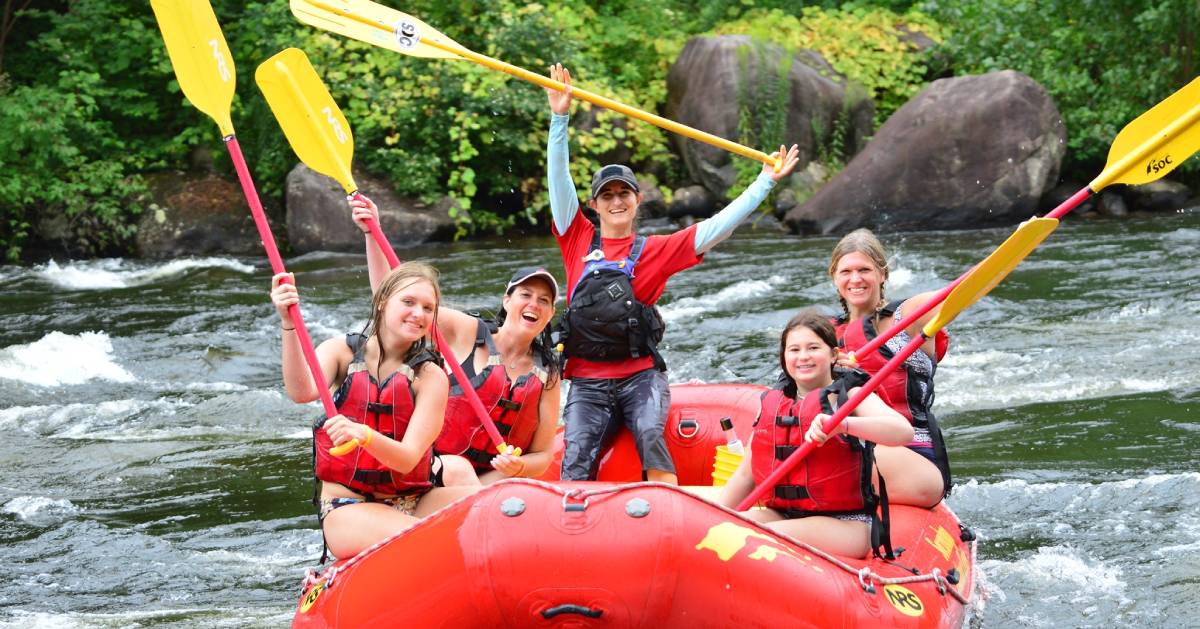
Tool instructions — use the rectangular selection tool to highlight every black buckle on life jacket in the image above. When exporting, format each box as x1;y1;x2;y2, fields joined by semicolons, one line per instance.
776;415;799;427
605;281;626;300
775;445;798;460
366;401;393;414
496;422;512;436
352;469;394;485
775;485;810;500
497;398;522;412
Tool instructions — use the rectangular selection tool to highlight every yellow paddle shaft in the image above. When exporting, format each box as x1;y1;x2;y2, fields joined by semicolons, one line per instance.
322;4;780;170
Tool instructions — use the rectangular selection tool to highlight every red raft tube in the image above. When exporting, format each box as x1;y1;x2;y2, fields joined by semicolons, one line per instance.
292;384;977;628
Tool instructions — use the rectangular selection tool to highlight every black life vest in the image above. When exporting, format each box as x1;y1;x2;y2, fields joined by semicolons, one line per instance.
835;300;953;497
313;333;442;497
753;369;893;558
559;231;665;369
435;318;548;471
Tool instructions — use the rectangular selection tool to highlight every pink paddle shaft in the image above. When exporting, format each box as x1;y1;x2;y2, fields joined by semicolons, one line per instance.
226;136;338;419
352;191;508;450
741;187;1095;510
850;186;1092;359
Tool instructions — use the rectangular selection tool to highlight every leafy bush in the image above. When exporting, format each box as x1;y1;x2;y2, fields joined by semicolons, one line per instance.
924;0;1200;178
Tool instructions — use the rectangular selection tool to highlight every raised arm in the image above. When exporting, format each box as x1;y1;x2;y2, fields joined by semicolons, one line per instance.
693;144;800;254
546;63;580;234
270;272;346;403
349;195;392;295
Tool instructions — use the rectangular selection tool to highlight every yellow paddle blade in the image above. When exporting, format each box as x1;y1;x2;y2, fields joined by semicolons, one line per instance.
924;217;1059;336
150;0;236;136
1091;75;1200;190
255;48;357;194
290;0;466;60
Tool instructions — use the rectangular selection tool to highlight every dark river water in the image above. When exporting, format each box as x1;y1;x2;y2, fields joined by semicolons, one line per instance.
1;212;1198;627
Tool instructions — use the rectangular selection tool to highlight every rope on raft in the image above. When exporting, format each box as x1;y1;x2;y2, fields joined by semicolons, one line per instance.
298;478;975;606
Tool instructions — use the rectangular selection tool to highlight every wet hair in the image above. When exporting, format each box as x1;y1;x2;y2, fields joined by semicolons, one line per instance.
364;262;441;365
828;228;889;317
494;302;561;389
778;308;839;376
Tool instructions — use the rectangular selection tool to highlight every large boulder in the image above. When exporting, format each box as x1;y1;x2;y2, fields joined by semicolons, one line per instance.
136;172;267;258
665;35;874;198
785;70;1066;234
1120;180;1192;213
286;164;456;253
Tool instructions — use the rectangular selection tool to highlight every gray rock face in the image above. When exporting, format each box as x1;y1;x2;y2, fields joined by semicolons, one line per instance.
665;35;873;197
136;172;267;259
638;183;668;219
669;185;718;219
1121;180;1192;212
286;164;456;253
785;70;1066;235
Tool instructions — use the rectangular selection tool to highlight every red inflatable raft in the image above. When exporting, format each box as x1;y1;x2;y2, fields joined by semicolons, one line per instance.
292;384;977;628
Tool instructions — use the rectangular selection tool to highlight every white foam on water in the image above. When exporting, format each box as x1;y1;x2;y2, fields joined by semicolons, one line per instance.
0;398;198;441
936;345;1198;411
660;274;788;324
35;257;254;290
0;332;133;386
888;265;914;290
1;496;78;521
180;381;250;393
0;608;292;629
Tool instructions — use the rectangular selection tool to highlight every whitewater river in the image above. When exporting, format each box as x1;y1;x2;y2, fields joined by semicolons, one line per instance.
1;212;1198;627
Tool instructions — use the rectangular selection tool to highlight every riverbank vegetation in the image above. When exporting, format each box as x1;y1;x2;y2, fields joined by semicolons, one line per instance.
1;0;1197;260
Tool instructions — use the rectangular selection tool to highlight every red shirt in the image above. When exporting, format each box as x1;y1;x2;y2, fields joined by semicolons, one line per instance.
554;210;704;379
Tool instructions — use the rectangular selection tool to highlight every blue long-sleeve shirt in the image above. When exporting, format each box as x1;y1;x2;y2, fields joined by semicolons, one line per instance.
547;113;775;254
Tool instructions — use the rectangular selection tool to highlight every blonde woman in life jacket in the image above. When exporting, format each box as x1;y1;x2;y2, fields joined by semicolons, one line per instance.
271;263;478;559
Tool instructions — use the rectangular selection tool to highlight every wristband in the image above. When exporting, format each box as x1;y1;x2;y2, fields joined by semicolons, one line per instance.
281;325;296;331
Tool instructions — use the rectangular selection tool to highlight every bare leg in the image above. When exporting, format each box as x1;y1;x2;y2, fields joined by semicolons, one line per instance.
741;507;785;524
414;486;483;516
437;454;482;486
874;445;944;508
764;516;872;558
321;502;418;560
646;469;678;485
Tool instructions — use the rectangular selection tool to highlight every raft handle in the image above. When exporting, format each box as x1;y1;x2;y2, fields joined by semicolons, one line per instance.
562;491;589;513
676;418;699;439
542;604;603;619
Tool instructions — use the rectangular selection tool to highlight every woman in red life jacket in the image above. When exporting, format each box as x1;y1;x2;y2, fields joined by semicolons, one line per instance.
830;228;952;507
717;310;911;559
350;198;562;484
270;263;479;560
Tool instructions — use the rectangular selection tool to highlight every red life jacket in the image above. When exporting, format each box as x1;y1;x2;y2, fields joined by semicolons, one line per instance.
752;381;877;516
314;334;441;497
752;371;893;558
434;319;548;471
835;300;953;497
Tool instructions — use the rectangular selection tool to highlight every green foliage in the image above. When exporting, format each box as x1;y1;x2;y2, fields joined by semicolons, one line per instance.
718;6;944;126
6;0;1195;260
0;76;145;260
923;0;1200;177
729;41;793;199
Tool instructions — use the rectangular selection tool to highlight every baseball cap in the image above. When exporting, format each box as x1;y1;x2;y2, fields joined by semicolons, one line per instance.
506;266;559;301
590;164;640;199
